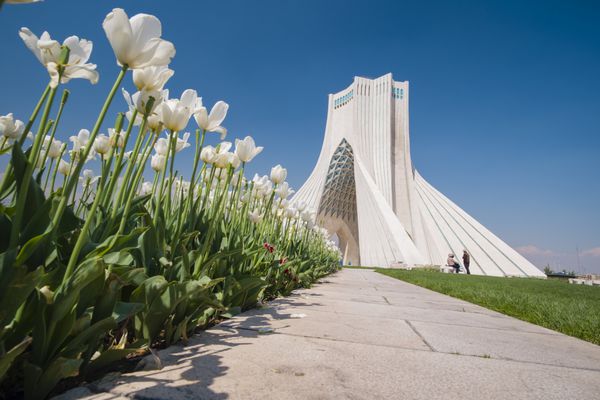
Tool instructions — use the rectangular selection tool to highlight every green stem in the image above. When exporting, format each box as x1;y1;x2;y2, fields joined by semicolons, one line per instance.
43;158;54;191
50;146;66;193
114;130;157;240
39;90;69;170
102;110;137;210
114;118;147;209
153;132;174;225
9;85;58;247
165;130;177;219
0;85;50;195
59;66;128;282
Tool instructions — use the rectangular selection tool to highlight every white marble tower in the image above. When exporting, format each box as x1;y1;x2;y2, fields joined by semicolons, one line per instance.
293;73;544;277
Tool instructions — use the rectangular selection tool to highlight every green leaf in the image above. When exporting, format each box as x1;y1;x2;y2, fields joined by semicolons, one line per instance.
0;336;31;383
112;301;145;324
11;144;46;229
52;257;105;324
62;317;117;358
84;347;140;377
24;357;83;400
15;224;54;268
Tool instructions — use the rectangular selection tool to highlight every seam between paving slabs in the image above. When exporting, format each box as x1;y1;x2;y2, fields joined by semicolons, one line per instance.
265;305;561;337
286;294;509;319
228;326;600;374
405;320;436;351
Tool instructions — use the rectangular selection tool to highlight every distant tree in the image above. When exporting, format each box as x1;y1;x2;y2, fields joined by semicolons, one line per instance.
543;265;553;275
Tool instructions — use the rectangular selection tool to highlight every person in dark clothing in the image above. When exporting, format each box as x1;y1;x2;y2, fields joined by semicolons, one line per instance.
463;250;471;275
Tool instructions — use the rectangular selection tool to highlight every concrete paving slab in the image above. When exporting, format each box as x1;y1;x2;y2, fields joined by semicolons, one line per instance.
54;269;600;400
411;319;600;370
220;306;431;351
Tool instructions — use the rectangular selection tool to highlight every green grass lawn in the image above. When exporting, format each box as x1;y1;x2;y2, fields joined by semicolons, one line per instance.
376;269;600;345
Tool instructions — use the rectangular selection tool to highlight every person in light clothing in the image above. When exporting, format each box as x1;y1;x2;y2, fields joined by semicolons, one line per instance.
447;254;460;273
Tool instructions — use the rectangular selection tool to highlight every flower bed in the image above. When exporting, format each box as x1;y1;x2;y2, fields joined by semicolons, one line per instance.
0;7;340;399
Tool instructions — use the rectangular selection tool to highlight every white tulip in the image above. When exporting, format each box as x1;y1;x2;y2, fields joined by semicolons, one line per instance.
174;131;191;153
80;169;99;187
69;129;91;153
19;28;99;88
295;201;307;212
70;129;96;161
153;137;169;156
200;145;216;164
234;136;263;163
275;182;294;199
139;181;153;196
93;134;111;156
133;66;174;91
301;209;316;223
0;113;25;139
159;89;199;131
248;209;263;224
214;151;232;169
146;113;163;131
103;8;175;69
151;153;166;172
42;136;62;159
285;206;297;219
252;173;269;190
108;128;124;148
278;199;289;209
122;88;163;119
270;164;287;184
231;171;245;186
229;152;241;169
194;100;228;139
58;159;70;175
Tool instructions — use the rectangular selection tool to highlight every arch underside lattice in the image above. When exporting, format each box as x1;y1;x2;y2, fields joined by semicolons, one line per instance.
318;139;360;264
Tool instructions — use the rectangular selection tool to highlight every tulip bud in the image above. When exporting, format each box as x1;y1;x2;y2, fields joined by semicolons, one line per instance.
60;89;70;105
93;134;111;155
58;159;70;175
44;119;54;135
39;285;55;304
114;112;125;133
200;146;216;164
151;153;166;172
270;164;287;184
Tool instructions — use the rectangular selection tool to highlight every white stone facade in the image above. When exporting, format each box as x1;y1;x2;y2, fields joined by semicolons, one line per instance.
294;73;545;277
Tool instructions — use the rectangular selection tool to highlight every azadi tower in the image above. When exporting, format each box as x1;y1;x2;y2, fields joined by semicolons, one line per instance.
294;73;544;277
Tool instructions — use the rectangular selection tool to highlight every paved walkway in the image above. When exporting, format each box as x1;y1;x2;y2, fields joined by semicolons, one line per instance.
57;269;600;400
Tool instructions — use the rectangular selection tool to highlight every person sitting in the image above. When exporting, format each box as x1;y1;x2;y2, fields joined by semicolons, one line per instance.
447;254;461;274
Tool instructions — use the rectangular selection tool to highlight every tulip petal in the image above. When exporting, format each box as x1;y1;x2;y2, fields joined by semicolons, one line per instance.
64;64;99;85
180;89;198;109
194;107;209;130
213;126;227;140
63;36;93;64
103;8;133;66
46;62;60;88
19;27;44;64
208;101;229;129
130;13;162;49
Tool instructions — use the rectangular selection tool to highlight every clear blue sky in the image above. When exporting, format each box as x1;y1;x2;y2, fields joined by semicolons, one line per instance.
1;0;599;272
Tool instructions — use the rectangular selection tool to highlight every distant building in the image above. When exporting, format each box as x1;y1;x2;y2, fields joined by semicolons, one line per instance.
293;73;545;277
